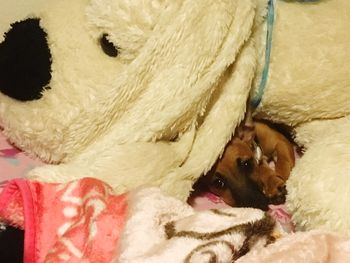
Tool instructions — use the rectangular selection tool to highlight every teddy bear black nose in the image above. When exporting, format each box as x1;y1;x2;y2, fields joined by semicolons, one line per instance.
0;18;52;101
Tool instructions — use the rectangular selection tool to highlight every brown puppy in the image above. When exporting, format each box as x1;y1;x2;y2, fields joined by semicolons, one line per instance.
192;102;295;209
251;121;295;201
193;120;295;209
196;137;269;210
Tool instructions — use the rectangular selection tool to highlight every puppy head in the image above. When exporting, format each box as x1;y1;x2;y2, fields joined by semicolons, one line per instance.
203;138;269;210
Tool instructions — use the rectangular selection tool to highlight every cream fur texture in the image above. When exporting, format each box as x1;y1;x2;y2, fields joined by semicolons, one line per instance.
1;0;350;236
254;0;350;125
286;116;350;235
0;0;267;199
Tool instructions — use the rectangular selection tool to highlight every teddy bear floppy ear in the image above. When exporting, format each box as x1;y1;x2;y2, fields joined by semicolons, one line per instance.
0;18;52;101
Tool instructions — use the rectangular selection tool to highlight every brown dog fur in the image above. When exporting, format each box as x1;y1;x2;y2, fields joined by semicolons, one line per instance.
196;137;269;210
194;119;295;209
252;121;295;199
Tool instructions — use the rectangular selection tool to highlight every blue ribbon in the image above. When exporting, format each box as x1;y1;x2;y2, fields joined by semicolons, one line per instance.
250;0;321;108
250;0;275;109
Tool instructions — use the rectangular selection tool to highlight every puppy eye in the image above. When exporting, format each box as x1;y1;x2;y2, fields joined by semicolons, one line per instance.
211;173;227;189
237;158;253;174
99;33;119;57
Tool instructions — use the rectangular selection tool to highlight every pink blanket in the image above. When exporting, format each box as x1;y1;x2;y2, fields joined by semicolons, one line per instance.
0;178;350;263
0;178;127;262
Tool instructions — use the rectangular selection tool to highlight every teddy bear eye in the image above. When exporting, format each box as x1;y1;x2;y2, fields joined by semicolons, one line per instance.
99;33;119;57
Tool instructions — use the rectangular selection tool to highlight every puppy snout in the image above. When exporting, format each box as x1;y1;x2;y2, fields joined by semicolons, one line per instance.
270;185;287;205
0;18;52;101
278;185;287;196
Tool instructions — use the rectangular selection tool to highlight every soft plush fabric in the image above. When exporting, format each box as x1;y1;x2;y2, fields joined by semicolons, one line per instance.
190;192;295;233
287;116;350;233
0;0;268;201
1;0;350;236
236;230;350;263
254;0;350;125
0;178;281;263
1;178;349;263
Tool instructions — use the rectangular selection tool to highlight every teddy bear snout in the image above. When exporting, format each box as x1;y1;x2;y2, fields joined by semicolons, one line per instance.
0;18;52;101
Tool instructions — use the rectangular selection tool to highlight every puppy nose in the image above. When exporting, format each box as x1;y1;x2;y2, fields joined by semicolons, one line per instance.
270;186;287;205
278;185;287;196
0;18;52;101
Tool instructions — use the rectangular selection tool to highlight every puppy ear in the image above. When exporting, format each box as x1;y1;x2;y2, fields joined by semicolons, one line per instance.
236;125;255;143
236;100;256;143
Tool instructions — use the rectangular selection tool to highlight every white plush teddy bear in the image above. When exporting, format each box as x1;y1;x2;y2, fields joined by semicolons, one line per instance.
0;0;264;198
1;0;350;236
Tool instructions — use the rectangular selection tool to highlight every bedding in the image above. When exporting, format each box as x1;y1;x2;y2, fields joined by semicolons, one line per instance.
0;177;349;263
1;131;350;262
0;178;279;263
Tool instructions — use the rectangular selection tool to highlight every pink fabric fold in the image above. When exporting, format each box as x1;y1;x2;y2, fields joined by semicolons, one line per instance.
0;179;35;262
0;178;128;263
